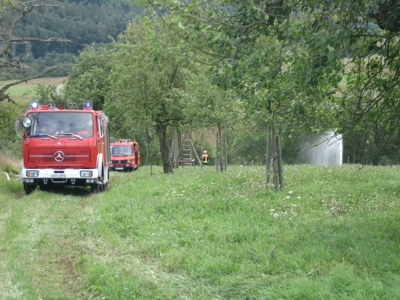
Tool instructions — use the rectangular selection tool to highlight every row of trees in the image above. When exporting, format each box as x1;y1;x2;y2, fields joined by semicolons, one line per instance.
141;0;400;167
34;16;245;173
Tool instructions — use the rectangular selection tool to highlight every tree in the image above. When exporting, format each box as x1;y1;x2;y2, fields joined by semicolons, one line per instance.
65;44;114;110
106;18;194;173
183;70;244;171
0;0;70;102
143;0;310;187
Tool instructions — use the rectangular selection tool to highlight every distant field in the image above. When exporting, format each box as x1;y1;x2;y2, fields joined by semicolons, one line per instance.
1;77;67;102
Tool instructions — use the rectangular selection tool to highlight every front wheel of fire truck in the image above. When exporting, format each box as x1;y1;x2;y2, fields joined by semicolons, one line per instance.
90;184;100;193
23;182;37;195
91;166;106;193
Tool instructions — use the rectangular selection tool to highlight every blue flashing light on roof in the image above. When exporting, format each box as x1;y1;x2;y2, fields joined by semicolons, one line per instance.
30;101;39;110
84;100;93;110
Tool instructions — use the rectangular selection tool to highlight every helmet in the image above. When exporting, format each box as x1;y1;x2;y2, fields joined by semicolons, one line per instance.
204;150;207;153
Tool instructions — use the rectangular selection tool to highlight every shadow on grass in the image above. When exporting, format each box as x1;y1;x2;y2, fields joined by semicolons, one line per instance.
38;185;92;197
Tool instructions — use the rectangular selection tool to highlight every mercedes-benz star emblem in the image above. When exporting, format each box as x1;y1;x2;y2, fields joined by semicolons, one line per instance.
54;150;65;162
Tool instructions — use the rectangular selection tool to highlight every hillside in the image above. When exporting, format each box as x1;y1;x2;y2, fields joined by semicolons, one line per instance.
9;0;144;79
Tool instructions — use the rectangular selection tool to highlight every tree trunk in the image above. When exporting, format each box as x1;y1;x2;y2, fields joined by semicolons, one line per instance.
146;126;153;166
224;132;228;171
272;124;279;190
158;124;173;173
277;135;284;189
218;123;224;172
171;126;179;168
265;124;271;189
216;131;219;171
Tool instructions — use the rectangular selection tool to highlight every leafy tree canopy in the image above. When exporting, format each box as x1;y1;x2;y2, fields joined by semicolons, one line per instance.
142;0;400;163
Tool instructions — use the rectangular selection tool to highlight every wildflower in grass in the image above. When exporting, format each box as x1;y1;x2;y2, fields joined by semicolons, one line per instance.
288;191;293;194
286;196;290;199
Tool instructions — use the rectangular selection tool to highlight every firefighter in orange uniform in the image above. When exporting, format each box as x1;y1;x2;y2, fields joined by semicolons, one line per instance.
202;150;210;166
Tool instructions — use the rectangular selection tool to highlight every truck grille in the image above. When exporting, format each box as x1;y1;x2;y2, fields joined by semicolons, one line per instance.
112;160;127;164
29;149;91;163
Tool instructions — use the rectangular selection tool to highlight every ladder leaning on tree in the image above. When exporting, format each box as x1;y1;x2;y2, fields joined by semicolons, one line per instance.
180;134;201;167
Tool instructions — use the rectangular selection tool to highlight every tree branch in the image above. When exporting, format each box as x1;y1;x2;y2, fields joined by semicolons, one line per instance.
11;37;72;43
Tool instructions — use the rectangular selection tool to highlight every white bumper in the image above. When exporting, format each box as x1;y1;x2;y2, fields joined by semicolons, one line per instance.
21;167;99;184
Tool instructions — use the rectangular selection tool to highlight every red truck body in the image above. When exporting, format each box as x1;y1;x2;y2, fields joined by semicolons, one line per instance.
18;101;111;194
110;139;140;171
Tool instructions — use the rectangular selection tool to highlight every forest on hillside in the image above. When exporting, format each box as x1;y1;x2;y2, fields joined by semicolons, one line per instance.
6;0;143;79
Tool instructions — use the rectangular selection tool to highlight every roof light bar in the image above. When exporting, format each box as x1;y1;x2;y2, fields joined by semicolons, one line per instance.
30;101;39;110
84;100;93;110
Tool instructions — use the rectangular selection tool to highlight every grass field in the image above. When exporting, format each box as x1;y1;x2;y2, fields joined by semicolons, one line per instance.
1;77;67;102
0;163;399;299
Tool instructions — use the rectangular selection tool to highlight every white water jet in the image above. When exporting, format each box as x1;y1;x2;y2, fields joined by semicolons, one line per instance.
299;132;343;165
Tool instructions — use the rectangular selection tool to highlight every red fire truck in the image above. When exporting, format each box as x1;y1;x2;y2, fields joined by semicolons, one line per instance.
110;139;140;171
16;100;111;194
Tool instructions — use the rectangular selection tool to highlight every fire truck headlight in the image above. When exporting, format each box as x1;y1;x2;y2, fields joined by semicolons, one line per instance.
22;118;32;128
26;170;38;177
80;171;93;177
127;160;131;163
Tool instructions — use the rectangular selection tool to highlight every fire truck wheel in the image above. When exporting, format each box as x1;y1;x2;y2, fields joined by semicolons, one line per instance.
24;183;36;195
91;184;100;193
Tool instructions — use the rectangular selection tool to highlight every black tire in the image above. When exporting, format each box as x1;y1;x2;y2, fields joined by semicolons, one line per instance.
24;183;36;195
91;184;100;193
92;166;105;193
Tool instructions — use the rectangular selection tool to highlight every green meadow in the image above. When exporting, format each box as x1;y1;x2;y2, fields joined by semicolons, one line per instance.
0;164;399;299
1;77;67;101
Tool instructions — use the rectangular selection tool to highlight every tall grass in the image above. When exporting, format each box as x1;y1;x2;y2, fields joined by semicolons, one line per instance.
0;165;399;299
0;152;21;175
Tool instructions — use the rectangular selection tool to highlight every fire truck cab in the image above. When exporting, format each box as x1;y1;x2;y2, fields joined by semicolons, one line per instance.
110;139;140;171
16;100;111;194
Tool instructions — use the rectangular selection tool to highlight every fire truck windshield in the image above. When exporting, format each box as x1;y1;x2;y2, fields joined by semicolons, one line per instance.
27;112;94;138
111;145;133;155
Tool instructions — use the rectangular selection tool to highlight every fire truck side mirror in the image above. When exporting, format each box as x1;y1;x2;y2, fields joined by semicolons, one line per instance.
14;120;20;131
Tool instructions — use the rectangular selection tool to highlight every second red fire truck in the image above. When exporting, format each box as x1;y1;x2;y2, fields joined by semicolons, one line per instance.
110;139;140;171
